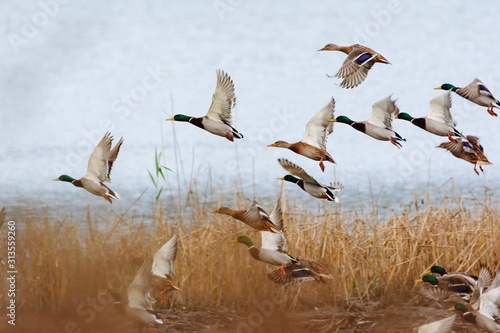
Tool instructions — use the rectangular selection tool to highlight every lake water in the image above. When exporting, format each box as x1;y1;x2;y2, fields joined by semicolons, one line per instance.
1;0;500;221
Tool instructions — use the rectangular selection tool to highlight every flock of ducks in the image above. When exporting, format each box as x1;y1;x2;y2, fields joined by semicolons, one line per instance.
50;42;500;331
416;265;500;333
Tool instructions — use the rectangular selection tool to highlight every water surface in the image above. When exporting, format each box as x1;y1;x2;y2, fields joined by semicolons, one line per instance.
1;1;499;220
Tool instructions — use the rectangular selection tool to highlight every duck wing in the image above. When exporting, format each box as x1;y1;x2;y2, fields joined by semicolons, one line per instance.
85;132;113;183
205;70;236;125
260;198;287;252
428;92;455;127
368;96;398;129
335;48;375;78
152;234;178;278
278;158;320;185
302;97;335;150
437;138;472;158
128;256;153;311
106;136;123;182
416;315;455;333
456;78;490;100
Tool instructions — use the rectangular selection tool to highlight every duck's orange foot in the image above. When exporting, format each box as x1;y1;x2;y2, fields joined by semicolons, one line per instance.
390;139;402;148
225;133;234;141
447;133;457;143
102;194;112;204
487;107;498;117
279;263;286;277
319;159;325;172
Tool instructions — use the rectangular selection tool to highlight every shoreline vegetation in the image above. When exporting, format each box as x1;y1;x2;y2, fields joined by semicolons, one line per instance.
1;188;499;330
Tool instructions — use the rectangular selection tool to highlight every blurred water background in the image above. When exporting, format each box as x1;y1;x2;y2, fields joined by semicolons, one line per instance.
1;0;499;222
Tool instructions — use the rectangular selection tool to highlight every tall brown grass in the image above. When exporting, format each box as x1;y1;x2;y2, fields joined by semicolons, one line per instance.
1;189;499;319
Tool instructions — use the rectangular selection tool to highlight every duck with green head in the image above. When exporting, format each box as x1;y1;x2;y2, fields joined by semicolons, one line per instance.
166;70;243;141
268;97;335;172
436;78;500;117
235;199;333;284
330;96;405;148
317;43;390;88
277;158;343;202
416;274;475;303
428;265;478;281
394;92;463;142
53;132;123;203
451;301;500;333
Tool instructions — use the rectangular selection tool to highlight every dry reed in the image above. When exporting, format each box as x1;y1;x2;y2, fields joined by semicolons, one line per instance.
1;191;499;320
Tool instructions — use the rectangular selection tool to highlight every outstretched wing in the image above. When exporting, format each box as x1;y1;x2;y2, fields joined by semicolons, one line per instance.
127;256;153;310
241;201;272;224
302;97;335;150
106;137;123;182
85;132;113;182
456;78;486;100
368;96;398;129
416;315;455;333
437;137;476;158
278;158;319;185
152;234;178;278
205;70;236;125
335;48;375;78
335;48;376;89
427;92;454;127
260;198;287;252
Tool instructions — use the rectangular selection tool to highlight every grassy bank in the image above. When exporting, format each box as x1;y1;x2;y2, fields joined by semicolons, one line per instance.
1;192;499;320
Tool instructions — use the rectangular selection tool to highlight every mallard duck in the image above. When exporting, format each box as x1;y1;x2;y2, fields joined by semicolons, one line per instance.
436;135;492;175
428;266;478;283
395;92;463;141
214;200;280;233
235;199;295;268
416;274;475;302
451;302;500;333
425;265;494;307
435;78;500;117
53;132;123;203
329;96;405;148
268;97;335;172
317;43;390;88
277;158;343;202
151;234;181;307
451;275;500;333
110;256;163;330
166;70;243;141
414;315;455;333
236;199;332;284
